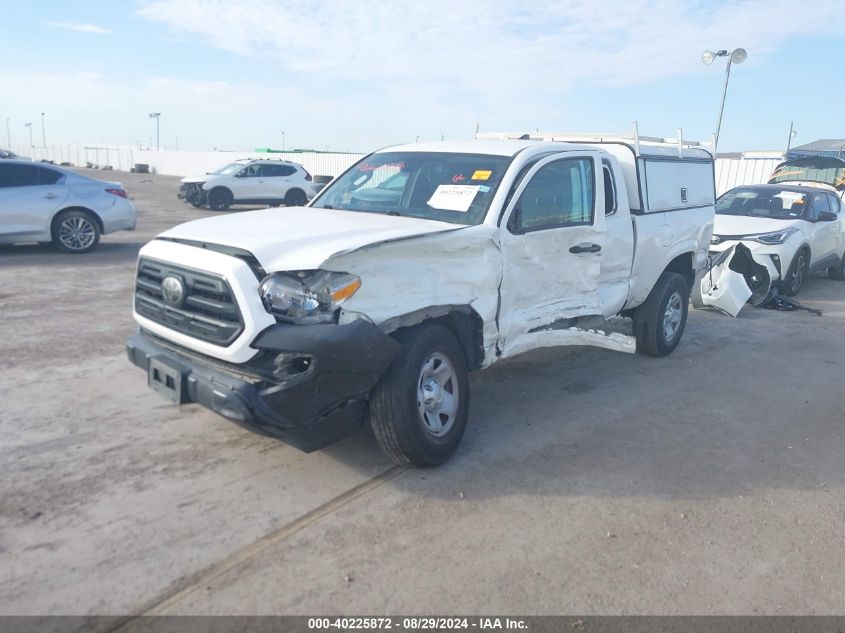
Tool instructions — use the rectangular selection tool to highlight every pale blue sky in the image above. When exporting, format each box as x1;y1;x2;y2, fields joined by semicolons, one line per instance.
2;0;843;153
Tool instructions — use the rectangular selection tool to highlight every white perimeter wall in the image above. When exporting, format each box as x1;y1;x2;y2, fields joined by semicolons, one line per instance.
9;142;782;194
8;143;366;179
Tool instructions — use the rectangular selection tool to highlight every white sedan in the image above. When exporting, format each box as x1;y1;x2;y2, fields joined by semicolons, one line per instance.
710;184;845;295
0;160;137;253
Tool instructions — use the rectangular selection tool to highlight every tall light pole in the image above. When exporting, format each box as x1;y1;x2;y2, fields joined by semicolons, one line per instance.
25;122;33;148
40;112;46;147
282;131;285;151
149;112;161;150
702;48;747;150
5;118;9;147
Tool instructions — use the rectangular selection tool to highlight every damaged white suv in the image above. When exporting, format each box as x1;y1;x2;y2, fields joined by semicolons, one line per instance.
127;135;715;465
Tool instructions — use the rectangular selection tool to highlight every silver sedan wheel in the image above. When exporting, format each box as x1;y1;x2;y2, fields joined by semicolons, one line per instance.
416;352;460;438
662;291;683;342
59;216;97;251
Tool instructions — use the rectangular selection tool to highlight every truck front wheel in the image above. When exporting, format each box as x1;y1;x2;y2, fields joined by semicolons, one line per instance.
369;324;469;466
633;271;689;357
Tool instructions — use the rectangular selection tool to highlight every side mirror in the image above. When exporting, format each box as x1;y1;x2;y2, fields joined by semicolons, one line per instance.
817;211;837;222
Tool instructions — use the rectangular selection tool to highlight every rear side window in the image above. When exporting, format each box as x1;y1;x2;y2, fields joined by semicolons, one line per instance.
0;164;40;188
259;164;297;177
38;167;63;185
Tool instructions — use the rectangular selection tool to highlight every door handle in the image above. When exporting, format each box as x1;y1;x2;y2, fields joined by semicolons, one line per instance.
44;193;57;199
569;243;601;254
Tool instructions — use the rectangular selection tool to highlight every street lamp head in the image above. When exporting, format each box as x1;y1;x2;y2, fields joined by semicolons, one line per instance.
730;48;748;64
702;50;715;65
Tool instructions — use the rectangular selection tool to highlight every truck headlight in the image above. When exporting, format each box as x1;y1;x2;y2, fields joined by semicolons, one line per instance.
258;271;361;324
749;228;798;245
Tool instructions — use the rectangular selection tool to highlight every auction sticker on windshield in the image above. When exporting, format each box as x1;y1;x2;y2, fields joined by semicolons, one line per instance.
428;184;480;212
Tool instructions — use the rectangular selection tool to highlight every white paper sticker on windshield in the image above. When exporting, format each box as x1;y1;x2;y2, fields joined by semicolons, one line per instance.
427;185;480;212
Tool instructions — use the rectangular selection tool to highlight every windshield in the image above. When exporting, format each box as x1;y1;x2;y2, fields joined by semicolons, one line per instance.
211;162;245;176
311;151;512;225
716;188;808;220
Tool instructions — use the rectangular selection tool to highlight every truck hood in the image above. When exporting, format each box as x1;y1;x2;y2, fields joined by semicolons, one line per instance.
713;214;803;236
158;206;462;271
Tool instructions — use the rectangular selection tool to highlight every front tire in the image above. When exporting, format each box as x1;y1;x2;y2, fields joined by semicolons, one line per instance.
783;249;809;296
633;271;689;357
828;252;845;281
369;324;470;466
284;188;307;207
52;210;100;254
207;187;233;211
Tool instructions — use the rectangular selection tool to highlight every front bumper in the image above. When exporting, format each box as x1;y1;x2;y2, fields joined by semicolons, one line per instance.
126;321;400;452
709;239;784;280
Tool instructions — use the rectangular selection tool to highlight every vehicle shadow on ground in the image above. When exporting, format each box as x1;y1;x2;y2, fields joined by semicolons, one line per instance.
324;282;843;502
0;241;146;268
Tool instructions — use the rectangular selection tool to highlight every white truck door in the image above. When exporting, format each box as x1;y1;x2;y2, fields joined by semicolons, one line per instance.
497;152;608;357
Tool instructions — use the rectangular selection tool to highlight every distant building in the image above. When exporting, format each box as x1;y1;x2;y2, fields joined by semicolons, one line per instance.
787;139;845;160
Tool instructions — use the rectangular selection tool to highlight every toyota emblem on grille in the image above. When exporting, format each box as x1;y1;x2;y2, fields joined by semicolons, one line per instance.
161;276;185;307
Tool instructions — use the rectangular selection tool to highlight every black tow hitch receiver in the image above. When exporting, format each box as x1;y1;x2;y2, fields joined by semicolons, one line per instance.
148;356;187;403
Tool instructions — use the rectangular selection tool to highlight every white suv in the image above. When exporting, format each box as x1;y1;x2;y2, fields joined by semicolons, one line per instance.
710;184;845;295
179;159;317;211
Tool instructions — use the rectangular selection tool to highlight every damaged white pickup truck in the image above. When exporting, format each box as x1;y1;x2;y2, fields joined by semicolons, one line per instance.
127;133;715;465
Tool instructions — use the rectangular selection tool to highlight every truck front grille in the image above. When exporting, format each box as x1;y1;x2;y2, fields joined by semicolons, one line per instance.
134;258;244;346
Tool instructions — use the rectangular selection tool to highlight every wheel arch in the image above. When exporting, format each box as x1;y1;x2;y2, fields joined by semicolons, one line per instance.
380;305;485;371
284;187;307;203
664;251;694;287
207;185;233;197
51;206;104;234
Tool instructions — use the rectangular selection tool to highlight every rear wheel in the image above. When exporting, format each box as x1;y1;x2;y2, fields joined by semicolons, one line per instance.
369;324;469;466
633;271;689;357
207;187;233;211
284;188;307;207
783;249;809;296
52;210;100;254
828;252;845;281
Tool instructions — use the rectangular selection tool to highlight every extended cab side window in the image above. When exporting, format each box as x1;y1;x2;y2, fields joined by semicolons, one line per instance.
511;158;594;233
602;161;617;216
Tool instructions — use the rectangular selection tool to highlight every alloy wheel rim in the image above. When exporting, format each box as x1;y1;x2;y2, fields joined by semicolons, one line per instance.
791;254;807;291
662;291;683;342
59;217;96;251
416;352;459;438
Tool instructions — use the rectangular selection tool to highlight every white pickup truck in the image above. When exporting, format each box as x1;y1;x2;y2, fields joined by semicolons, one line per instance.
127;132;715;465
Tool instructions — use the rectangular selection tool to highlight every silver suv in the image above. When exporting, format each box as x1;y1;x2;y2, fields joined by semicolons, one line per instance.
178;159;318;210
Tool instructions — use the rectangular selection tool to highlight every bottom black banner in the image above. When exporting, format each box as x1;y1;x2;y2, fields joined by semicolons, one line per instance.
0;617;843;633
